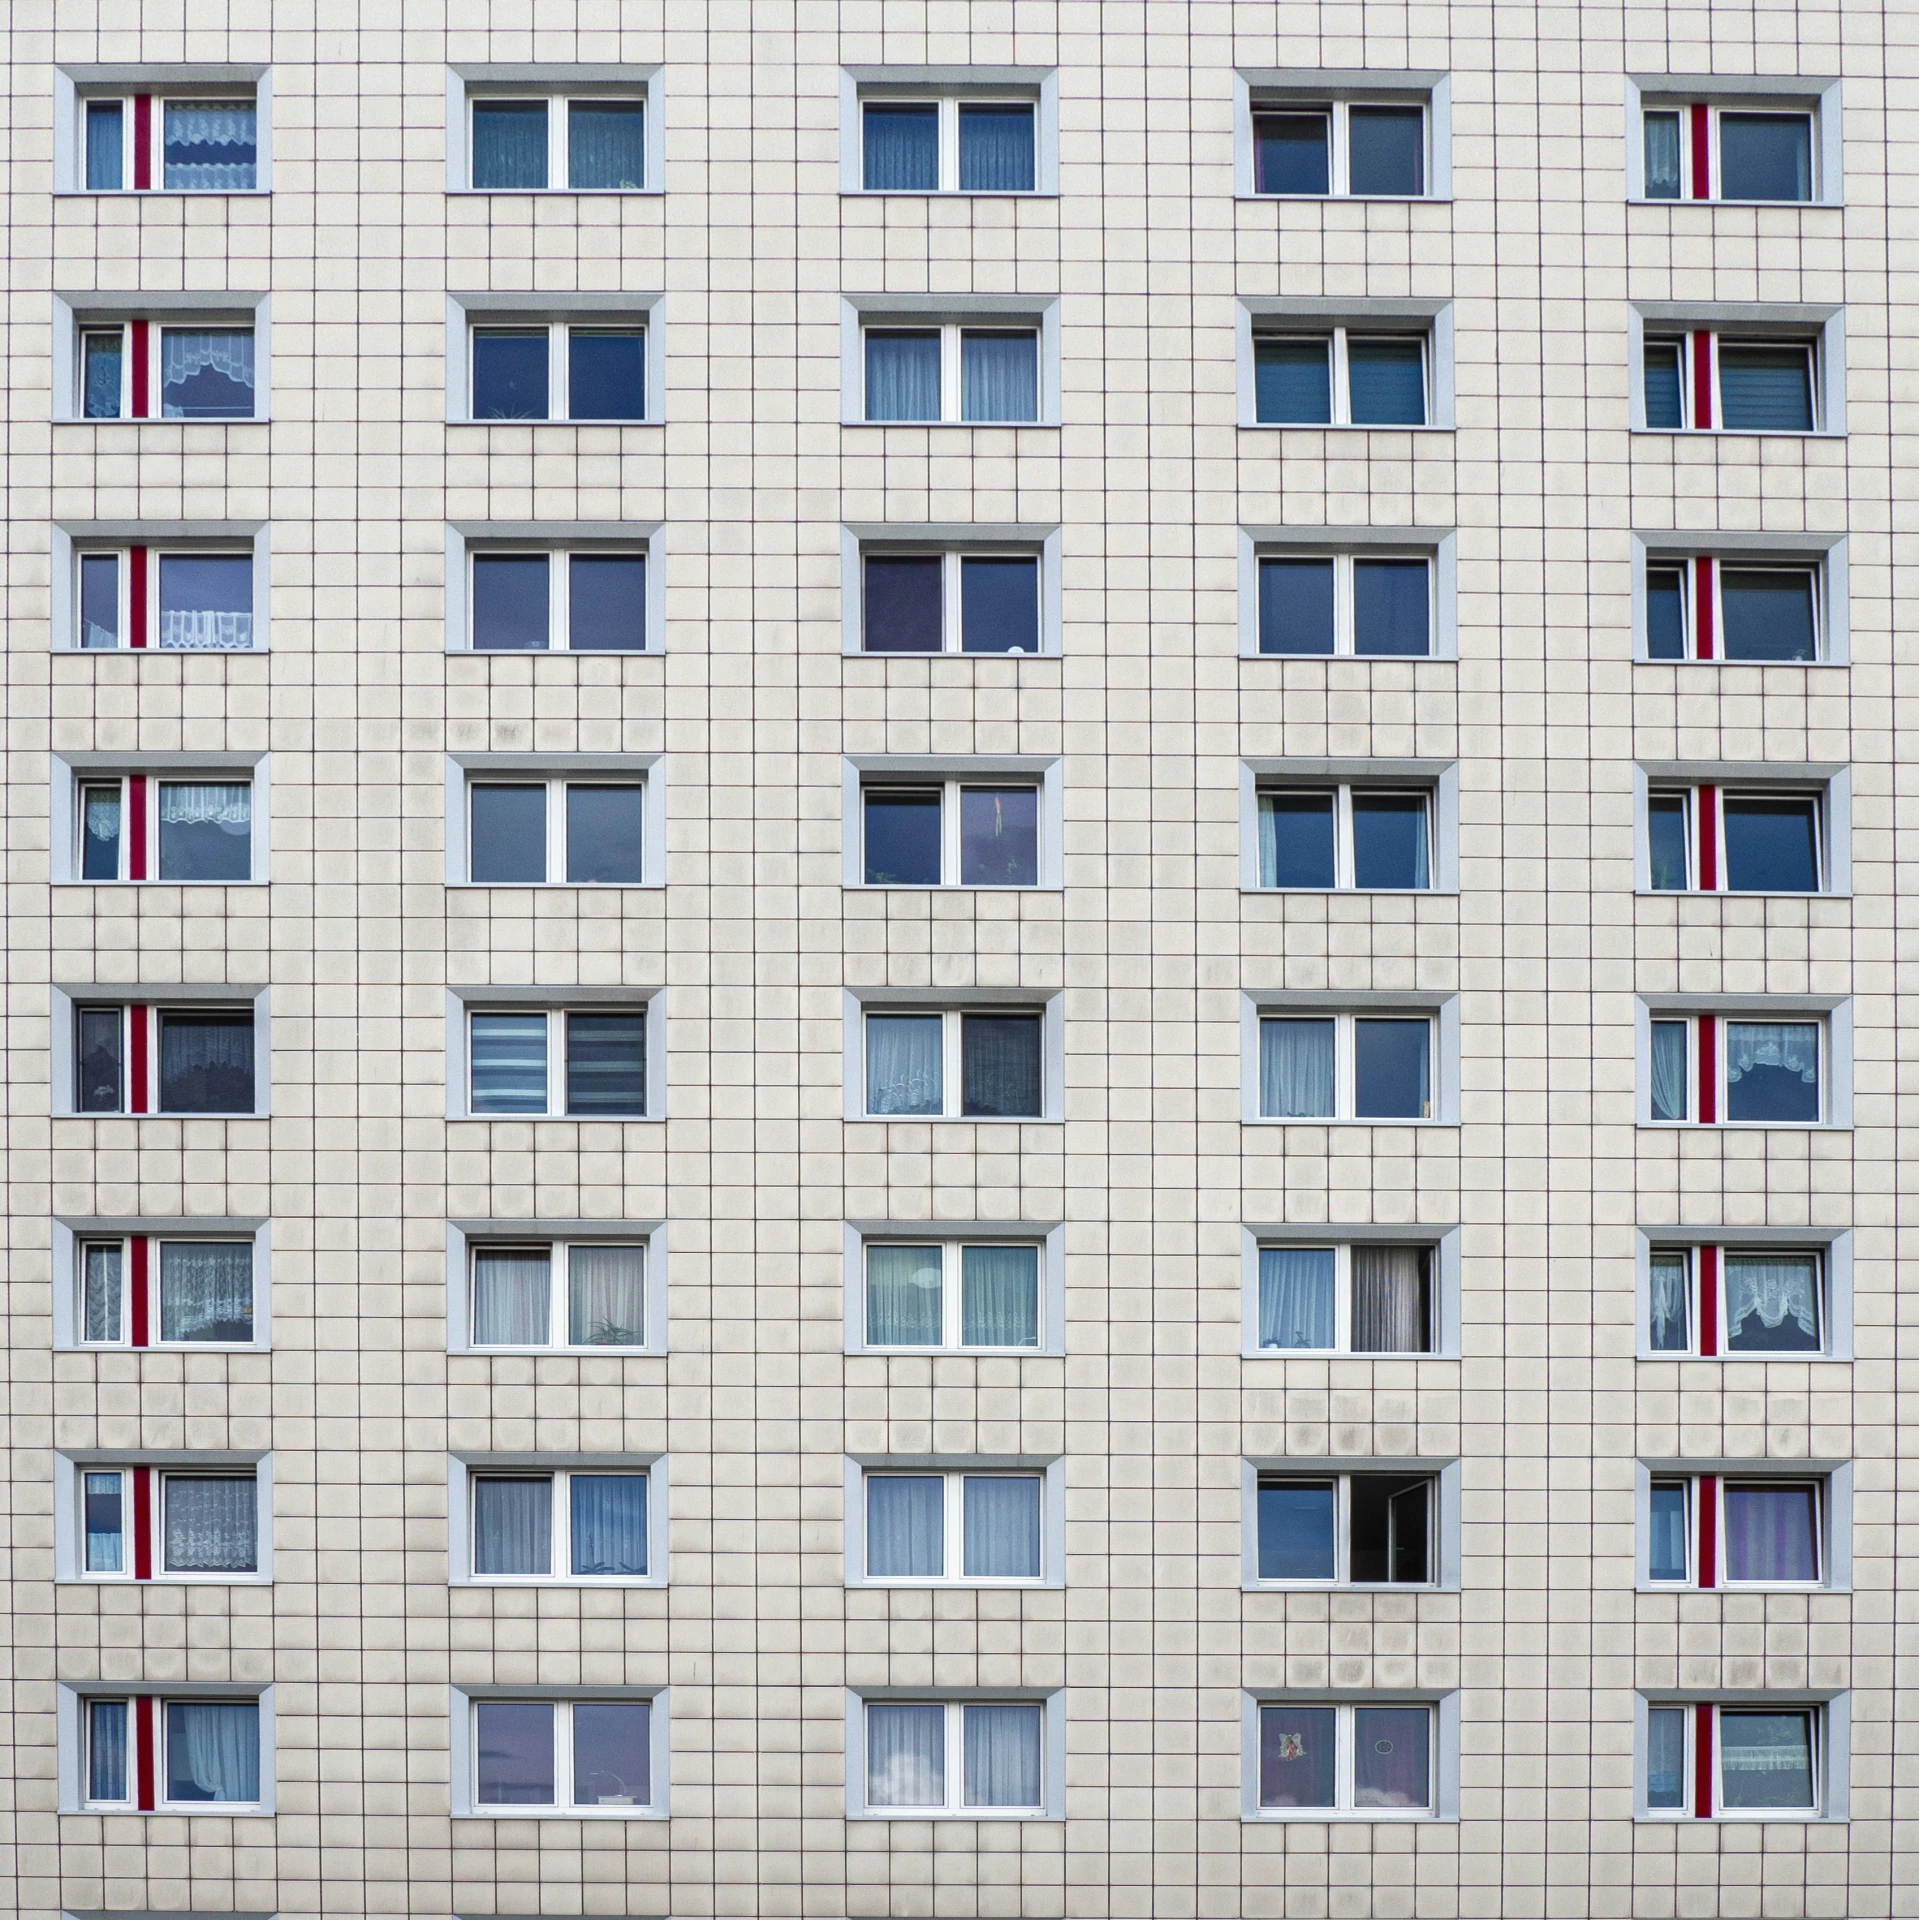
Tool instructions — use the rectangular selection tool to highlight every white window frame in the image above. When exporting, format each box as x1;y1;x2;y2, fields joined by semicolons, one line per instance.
444;522;664;654
53;755;267;884
1234;69;1451;199
59;1684;276;1815
840;68;1058;194
52;1218;270;1351
1633;1229;1850;1362
1632;764;1846;895
55;66;272;195
1238;300;1455;430
53;294;271;423
1630;534;1847;666
1634;999;1849;1129
444;757;662;888
846;759;1062;889
446;295;663;425
845;1690;1064;1819
1241;995;1460;1125
447;1456;667;1587
1628;304;1844;436
844;1222;1065;1355
51;522;271;653
1241;1693;1459;1822
1635;1462;1849;1592
841;525;1061;656
1241;1459;1461;1591
446;1221;667;1355
1240;1225;1461;1358
447;66;663;195
1238;528;1457;659
1624;75;1841;204
1241;762;1457;892
51;985;271;1118
449;1686;670;1819
845;993;1064;1123
841;296;1061;426
845;1459;1064;1587
446;991;665;1123
55;1454;272;1584
1634;1694;1847;1823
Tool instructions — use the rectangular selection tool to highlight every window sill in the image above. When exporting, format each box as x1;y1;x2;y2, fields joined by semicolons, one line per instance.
450;417;656;428
1626;195;1839;210
1635;1810;1838;1825
844;648;1058;660
58;416;272;426
1636;1350;1846;1364
1244;1117;1455;1129
454;1806;668;1821
447;881;665;892
1245;1809;1448;1824
1636;887;1840;900
58;646;270;657
853;1114;1061;1126
1241;651;1449;663
455;1345;658;1358
1240;421;1453;433
63;1112;268;1122
1631;427;1843;440
449;648;656;658
848;1809;1057;1822
1243;1348;1456;1362
74;1804;274;1818
450;1114;661;1125
62;1342;268;1354
63;1574;269;1586
843;418;1061;431
1635;1581;1840;1595
1636;1120;1845;1132
447;187;663;198
1245;1582;1449;1595
1633;655;1842;668
57;879;268;889
844;189;1057;200
1238;191;1452;205
453;1578;664;1590
850;884;1060;894
56;188;272;199
1244;886;1452;898
851;1580;1059;1592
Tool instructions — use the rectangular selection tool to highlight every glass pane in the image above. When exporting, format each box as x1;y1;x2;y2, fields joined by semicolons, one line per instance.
1350;1245;1429;1353
1258;557;1334;654
960;555;1039;652
1346;338;1426;425
81;784;122;880
84;1471;124;1572
82;330;124;418
962;1476;1041;1577
569;100;644;189
1258;793;1336;888
1718;1710;1815;1811
1351;793;1429;888
1722;795;1819;892
1347;105;1424;194
1349;1474;1430;1583
1643;111;1682;198
568;328;645;419
159;328;254;418
962;1703;1042;1807
1718;344;1814;433
1646;1707;1687;1808
1254;337;1332;424
1649;1021;1689;1122
162;99;256;190
1353;1019;1431;1119
157;1012;254;1113
159;1241;254;1342
1719;567;1816;662
958;105;1036;191
162;1475;256;1572
476;1700;555;1804
1724;1252;1821;1353
472;328;550;420
1258;1246;1336;1349
156;782;251;881
157;553;253;650
1253;112;1329;194
82;1243;124;1344
80;552;120;648
573;1701;650;1806
1647;795;1689;890
469;1012;550;1114
1724;1483;1819;1582
470;785;547;883
565;785;644;884
565;1012;648;1116
1258;1482;1335;1580
85;101;125;190
1353;1706;1431;1809
1648;1252;1690;1352
867;1702;945;1806
866;1245;943;1345
1724;1021;1820;1123
472;100;548;189
865;331;941;421
1719;113;1812;202
568;553;646;650
961;1014;1043;1117
866;1476;944;1576
568;1243;645;1344
77;1007;124;1112
1352;558;1430;656
473;1476;553;1576
1258;1705;1337;1807
1259;1019;1335;1118
1643;341;1685;429
473;1248;551;1345
959;787;1039;885
1647;1481;1688;1580
960;1243;1040;1347
864;788;943;884
864;554;943;652
1645;566;1686;659
863;104;938;190
961;331;1039;423
866;1014;942;1115
164;1700;258;1803
570;1473;649;1576
88;1700;128;1801
472;554;550;650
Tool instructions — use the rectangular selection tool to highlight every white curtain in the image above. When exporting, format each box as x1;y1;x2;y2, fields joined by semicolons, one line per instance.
569;1474;648;1576
162;101;257;189
1257;1247;1336;1349
963;1703;1042;1807
867;1703;944;1806
961;331;1039;423
1260;1019;1335;1117
158;1240;253;1342
1351;1246;1427;1352
162;1475;256;1571
158;610;254;649
1649;1021;1688;1121
88;1699;128;1801
866;1015;942;1114
165;1700;259;1803
473;1248;550;1345
866;1244;943;1345
1725;1022;1819;1084
159;328;255;417
83;1242;123;1343
472;1476;552;1576
960;1243;1039;1346
568;1244;644;1345
1648;1253;1690;1351
1724;1253;1819;1344
84;787;122;852
157;783;251;830
866;1476;944;1577
962;1476;1041;1577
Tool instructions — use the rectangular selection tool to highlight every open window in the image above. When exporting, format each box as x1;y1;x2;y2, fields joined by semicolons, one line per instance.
1251;1470;1442;1586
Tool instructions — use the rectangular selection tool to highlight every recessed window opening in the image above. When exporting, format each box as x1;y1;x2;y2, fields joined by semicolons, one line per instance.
1252;99;1427;195
468;1241;647;1348
1254;327;1428;426
1257;552;1432;656
1647;1244;1826;1357
1256;1243;1434;1353
1258;1012;1435;1120
862;1240;1042;1349
860;548;1042;653
467;548;648;652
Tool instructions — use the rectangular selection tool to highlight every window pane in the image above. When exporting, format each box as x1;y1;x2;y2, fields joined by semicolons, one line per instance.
1259;1018;1335;1118
1353;1706;1431;1809
162;1475;256;1572
962;1703;1042;1807
82;1243;124;1344
865;331;941;421
866;1244;943;1345
1258;1705;1338;1808
476;1700;555;1804
565;1012;648;1116
961;330;1039;423
472;328;550;420
568;328;645;419
157;552;253;650
159;328;254;418
1646;1707;1687;1808
960;555;1039;652
1350;1245;1430;1353
1349;1474;1431;1583
469;1011;550;1114
570;1473;649;1576
1647;1481;1688;1580
472;554;550;650
1724;1483;1819;1583
867;1702;945;1806
81;784;122;879
572;1701;650;1806
1258;557;1334;654
473;1247;552;1345
82;330;124;418
569;100;644;189
568;553;646;650
1719;567;1816;662
1643;341;1684;429
1254;337;1332;424
1648;1252;1691;1352
1643;111;1682;197
959;787;1039;886
157;1012;254;1113
1718;1710;1815;1811
1718;343;1814;433
164;1700;259;1803
963;1476;1041;1577
1645;565;1687;659
1724;1021;1820;1124
1351;558;1430;656
1347;105;1424;194
958;105;1036;191
159;1241;254;1342
1351;793;1430;888
864;789;942;885
162;99;257;190
961;1243;1040;1347
80;553;120;648
1346;337;1426;426
961;1013;1043;1117
866;1014;942;1115
157;782;251;881
87;1699;128;1801
1722;795;1819;892
1253;112;1329;194
1647;795;1689;890
565;785;644;884
1257;1481;1335;1580
1719;113;1812;202
1258;793;1336;888
863;104;939;190
470;784;547;883
864;554;943;652
471;100;548;189
473;1476;553;1576
84;1471;124;1572
85;101;125;190
1353;1019;1431;1120
1723;1252;1821;1352
1258;1246;1336;1349
866;1476;945;1576
1649;1020;1689;1122
77;1007;124;1112
568;1243;645;1345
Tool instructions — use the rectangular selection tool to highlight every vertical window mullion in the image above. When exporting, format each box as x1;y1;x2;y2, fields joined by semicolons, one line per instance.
555;1700;573;1806
551;323;566;420
947;1474;964;1582
947;1701;964;1811
1337;1703;1354;1809
548;1011;564;1116
555;1470;571;1578
1331;103;1349;195
942;324;960;422
944;552;963;652
1331;329;1350;424
1335;1015;1351;1119
1334;554;1352;654
943;1012;961;1118
941;97;959;191
552;548;569;651
944;1243;961;1347
551;778;567;882
1335;1245;1351;1352
1334;1476;1349;1583
552;98;567;192
1335;786;1352;889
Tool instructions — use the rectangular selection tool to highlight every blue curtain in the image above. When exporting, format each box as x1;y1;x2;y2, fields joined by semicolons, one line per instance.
1257;556;1335;654
866;1014;942;1114
471;100;548;189
1351;558;1431;656
1260;1019;1334;1117
568;1244;645;1345
865;332;940;420
1255;338;1331;422
962;1476;1040;1577
1648;1253;1690;1351
1643;342;1684;428
164;1701;259;1803
83;1242;123;1343
960;1243;1039;1346
82;333;124;419
963;1703;1042;1807
162;100;258;190
86;102;125;189
1717;345;1813;431
863;105;938;190
1345;337;1426;425
568;101;644;189
469;1012;549;1114
867;1703;944;1806
162;1475;257;1571
958;106;1036;190
1649;1021;1688;1121
1258;1247;1336;1348
866;1244;943;1344
961;331;1039;422
866;1476;944;1576
473;1248;551;1345
88;1699;128;1801
570;1473;648;1576
473;1476;552;1576
84;1471;124;1571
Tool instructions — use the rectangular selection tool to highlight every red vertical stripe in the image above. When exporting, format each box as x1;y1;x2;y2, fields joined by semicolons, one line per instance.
129;1005;149;1114
130;1237;150;1347
1694;1704;1714;1816
1691;331;1713;428
1698;1245;1719;1356
129;545;148;647
1696;785;1718;890
1693;556;1714;659
1696;1474;1717;1587
1696;1017;1716;1125
135;1695;157;1808
130;319;150;417
1689;104;1711;198
127;776;147;881
132;1466;153;1579
132;96;153;190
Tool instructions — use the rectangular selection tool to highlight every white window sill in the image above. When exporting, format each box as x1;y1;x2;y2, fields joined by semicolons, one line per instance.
843;418;1060;431
56;189;273;199
844;188;1057;200
454;1805;667;1821
1636;887;1838;899
78;1803;272;1817
1636;1810;1837;1825
450;1114;662;1125
60;1111;269;1122
450;417;655;428
850;884;1061;894
1245;886;1453;898
1244;1349;1456;1362
1636;1120;1845;1132
1626;195;1839;210
448;648;656;658
855;1115;1061;1126
57;878;268;889
58;416;271;427
1245;1809;1447;1824
844;648;1058;659
1245;1582;1448;1596
1241;421;1452;433
1633;656;1842;669
64;1573;269;1587
447;186;663;198
1636;1350;1846;1364
849;1808;1056;1822
1631;427;1843;440
446;881;665;892
1238;191;1452;205
1244;1117;1455;1129
58;646;270;657
1635;1581;1839;1595
852;1580;1057;1592
457;1345;656;1357
454;1578;663;1590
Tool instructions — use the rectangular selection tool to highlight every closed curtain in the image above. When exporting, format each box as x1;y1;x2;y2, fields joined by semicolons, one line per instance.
159;328;255;414
960;1243;1039;1346
962;1476;1040;1577
157;782;251;831
473;1476;552;1576
862;106;938;190
1724;1021;1818;1086
957;107;1036;191
865;333;940;421
1257;1246;1336;1349
866;1015;941;1115
162;101;257;189
866;1476;943;1577
158;1016;254;1110
866;1244;943;1344
159;1240;253;1341
867;1702;944;1806
1351;1245;1427;1352
568;101;644;189
163;1475;256;1571
1723;1484;1818;1582
471;101;548;189
963;1703;1042;1807
1351;1705;1429;1809
570;1474;648;1576
961;1016;1042;1116
568;1243;644;1345
88;1700;128;1800
165;1701;258;1803
1649;1021;1688;1120
83;1241;123;1342
469;1012;549;1113
473;1248;550;1344
961;331;1039;422
1648;1253;1690;1351
1724;1253;1820;1343
1260;1018;1334;1117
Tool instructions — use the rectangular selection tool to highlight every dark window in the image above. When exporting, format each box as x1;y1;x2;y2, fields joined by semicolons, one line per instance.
863;104;939;190
960;556;1039;653
76;1007;124;1112
1717;342;1814;432
1257;1480;1335;1579
1345;337;1425;425
1719;567;1817;662
568;100;644;189
567;328;645;419
1261;792;1336;888
472;554;550;650
1347;106;1424;194
960;330;1039;423
573;1700;651;1807
1717;1711;1815;1811
82;330;124;418
472;328;550;419
80;552;120;648
958;105;1036;191
1258;557;1335;654
157;1011;255;1113
1645;564;1687;658
471;784;548;882
1722;794;1819;892
1353;1018;1431;1119
568;554;646;650
1254;337;1331;423
960;1013;1043;1117
85;100;124;190
1350;1244;1431;1353
1350;793;1429;888
1643;110;1682;197
564;1012;647;1116
1647;794;1689;890
1259;1704;1337;1809
863;789;942;885
156;781;251;881
472;99;549;189
865;331;941;421
565;786;645;884
1724;1020;1819;1124
1347;1474;1431;1583
863;555;943;652
1718;113;1812;202
1253;111;1330;194
476;1700;554;1804
959;788;1039;886
1351;559;1430;656
156;552;253;651
80;783;122;879
1643;340;1684;428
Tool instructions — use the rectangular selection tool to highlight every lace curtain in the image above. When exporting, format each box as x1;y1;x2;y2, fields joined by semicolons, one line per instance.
960;1243;1039;1346
866;1702;944;1806
83;1241;123;1342
165;1701;259;1803
865;1244;943;1344
1260;1018;1335;1117
158;1015;255;1113
159;328;255;418
1724;1252;1820;1345
866;1475;943;1576
162;101;258;190
568;1243;645;1345
1649;1021;1688;1121
162;1475;256;1571
961;1476;1040;1577
1648;1252;1690;1351
1724;1021;1819;1084
866;1015;942;1115
472;1476;552;1576
1351;1245;1427;1352
1257;1246;1336;1349
962;1702;1042;1806
569;1473;648;1576
158;782;251;830
473;1248;551;1344
159;1240;253;1342
157;554;254;650
957;106;1036;191
960;331;1039;422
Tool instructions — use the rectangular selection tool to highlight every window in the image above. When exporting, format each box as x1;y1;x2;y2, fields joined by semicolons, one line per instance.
72;1234;257;1347
467;1240;648;1349
463;547;649;652
71;774;254;881
1641;553;1830;662
72;1002;258;1116
1637;98;1820;202
1646;1244;1828;1357
1254;1471;1437;1585
860;1007;1048;1120
1253;326;1429;426
859;1468;1046;1583
1257;1011;1436;1121
67;543;257;651
1643;1703;1827;1818
1253;1243;1434;1354
855;545;1045;654
464;1007;649;1118
463;1467;652;1581
1251;98;1428;195
1644;1472;1829;1588
1645;1012;1827;1125
1639;327;1828;433
858;94;1040;192
1255;551;1434;656
80;1696;263;1810
859;778;1043;887
70;1463;261;1580
860;1240;1043;1350
1256;785;1432;889
74;89;260;192
1256;1701;1436;1815
1645;781;1826;893
860;319;1043;424
466;320;646;421
74;319;258;420
463;777;645;884
858;1699;1047;1815
466;93;647;190
468;1697;657;1812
